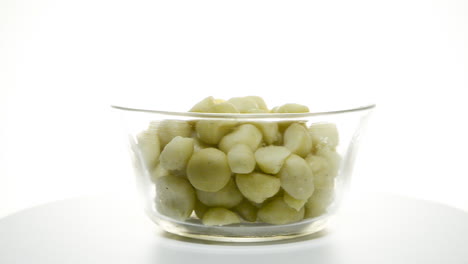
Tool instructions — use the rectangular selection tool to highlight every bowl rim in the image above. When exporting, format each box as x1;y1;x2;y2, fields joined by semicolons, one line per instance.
111;104;376;119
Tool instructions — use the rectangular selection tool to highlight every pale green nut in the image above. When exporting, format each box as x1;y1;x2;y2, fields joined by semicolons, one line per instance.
136;130;160;170
227;144;256;174
186;148;231;192
283;123;312;158
305;154;336;189
210;102;239;113
235;172;281;203
160;136;194;171
258;197;305;225
195;120;236;145
255;146;291;174
196;179;243;208
283;192;307;211
309;123;339;150
202;208;241;226
251;122;280;145
219;124;263;153
154;176;195;220
316;146;341;180
245;96;269;111
278;154;315;200
189;96;219;112
227;96;261;113
157;120;192;147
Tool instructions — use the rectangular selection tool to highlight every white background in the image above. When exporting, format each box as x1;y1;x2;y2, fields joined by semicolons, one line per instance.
1;0;467;218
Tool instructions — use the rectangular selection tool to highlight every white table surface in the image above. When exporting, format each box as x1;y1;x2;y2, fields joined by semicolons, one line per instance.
0;193;467;264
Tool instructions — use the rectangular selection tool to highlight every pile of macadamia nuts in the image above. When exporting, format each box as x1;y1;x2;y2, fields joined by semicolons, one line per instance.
135;96;340;226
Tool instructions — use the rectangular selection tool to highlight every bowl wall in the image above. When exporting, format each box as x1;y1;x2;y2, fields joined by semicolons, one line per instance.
115;106;374;242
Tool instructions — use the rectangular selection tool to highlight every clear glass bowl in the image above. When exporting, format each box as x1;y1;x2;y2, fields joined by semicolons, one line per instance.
113;104;374;242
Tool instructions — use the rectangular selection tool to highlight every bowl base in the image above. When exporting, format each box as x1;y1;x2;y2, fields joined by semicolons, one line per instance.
152;216;330;242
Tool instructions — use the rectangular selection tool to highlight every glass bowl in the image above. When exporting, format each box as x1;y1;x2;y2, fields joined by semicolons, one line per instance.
113;104;374;242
